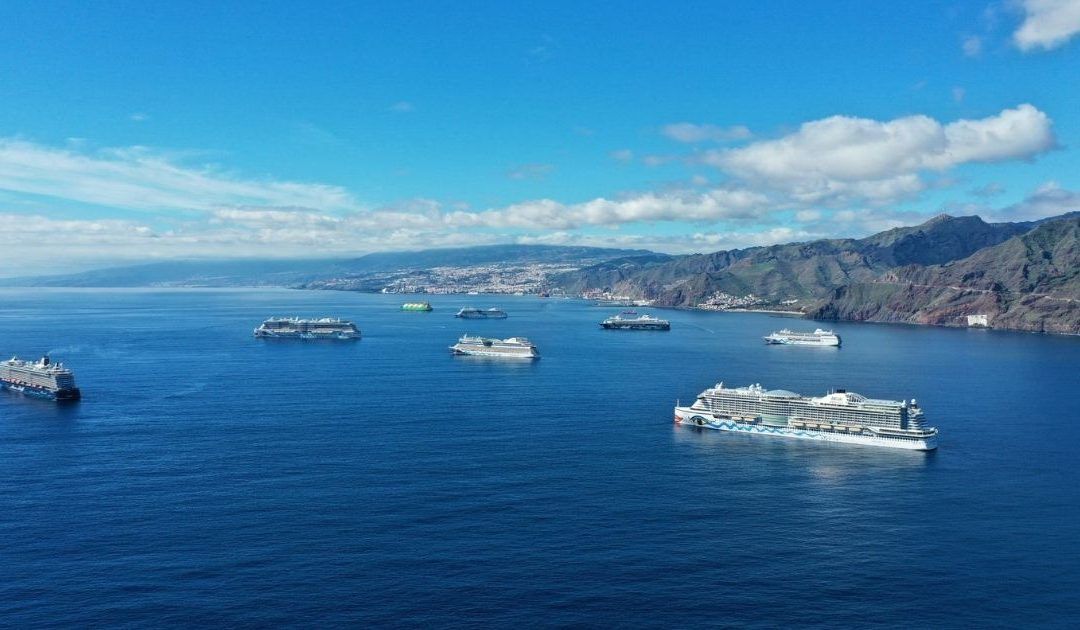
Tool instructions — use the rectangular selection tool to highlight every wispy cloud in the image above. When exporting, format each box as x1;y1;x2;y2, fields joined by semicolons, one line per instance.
388;101;415;113
609;149;634;163
661;123;752;143
970;182;1006;198
0;138;360;213
962;35;983;57
526;35;556;62
506;163;555;180
291;121;341;145
642;154;678;167
990;181;1080;220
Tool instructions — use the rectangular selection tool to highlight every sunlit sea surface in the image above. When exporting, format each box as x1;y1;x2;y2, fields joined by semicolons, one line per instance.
1;289;1078;627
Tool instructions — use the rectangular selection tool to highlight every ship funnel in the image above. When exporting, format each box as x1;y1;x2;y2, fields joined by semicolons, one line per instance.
42;355;50;366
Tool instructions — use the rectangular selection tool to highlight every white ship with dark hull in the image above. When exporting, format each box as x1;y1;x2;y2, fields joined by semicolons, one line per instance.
763;328;840;346
450;335;538;359
254;317;361;340
674;382;937;450
1;356;81;401
600;312;670;330
455;307;508;319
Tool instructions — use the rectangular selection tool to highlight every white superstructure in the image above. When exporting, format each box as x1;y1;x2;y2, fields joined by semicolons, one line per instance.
600;312;671;330
254;317;361;339
450;335;539;359
763;328;841;346
674;382;937;450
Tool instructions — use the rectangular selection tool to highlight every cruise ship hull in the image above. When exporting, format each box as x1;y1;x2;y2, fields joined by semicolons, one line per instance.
673;406;936;451
254;331;360;340
600;322;670;330
763;339;839;346
449;347;537;359
1;381;81;402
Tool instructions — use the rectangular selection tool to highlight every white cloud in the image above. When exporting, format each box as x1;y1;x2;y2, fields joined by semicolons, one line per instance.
0;138;360;213
707;104;1055;205
388;101;415;113
130;112;149;123
827;208;930;234
453;188;771;230
1014;0;1080;51
962;35;983;57
661;123;752;143
609;149;634;163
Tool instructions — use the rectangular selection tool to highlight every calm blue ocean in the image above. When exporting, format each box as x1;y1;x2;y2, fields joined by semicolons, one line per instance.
1;289;1078;628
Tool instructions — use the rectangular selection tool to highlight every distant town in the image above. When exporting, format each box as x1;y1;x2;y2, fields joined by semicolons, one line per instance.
696;291;801;312
304;262;579;296
303;260;804;314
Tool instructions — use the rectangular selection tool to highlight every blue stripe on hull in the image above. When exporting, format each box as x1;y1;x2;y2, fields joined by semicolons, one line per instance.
1;382;80;401
676;412;935;450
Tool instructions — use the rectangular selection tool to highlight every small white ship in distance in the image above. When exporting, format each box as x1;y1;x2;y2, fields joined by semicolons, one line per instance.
455;307;508;319
253;317;361;340
763;328;841;346
674;382;937;450
450;335;539;359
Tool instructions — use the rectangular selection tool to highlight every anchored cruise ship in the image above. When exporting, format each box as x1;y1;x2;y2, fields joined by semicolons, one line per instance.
674;382;937;450
450;335;539;359
401;302;433;312
455;307;508;319
600;312;671;330
763;328;841;346
1;356;81;401
253;317;361;340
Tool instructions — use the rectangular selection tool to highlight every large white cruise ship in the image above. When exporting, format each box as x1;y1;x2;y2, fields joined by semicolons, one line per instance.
450;335;538;359
253;317;361;339
674;382;937;450
1;356;81;401
763;328;841;346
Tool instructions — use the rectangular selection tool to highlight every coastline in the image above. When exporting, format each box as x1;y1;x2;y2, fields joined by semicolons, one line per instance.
720;308;805;316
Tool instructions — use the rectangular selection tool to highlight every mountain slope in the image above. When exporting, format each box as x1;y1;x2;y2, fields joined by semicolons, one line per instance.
810;216;1080;334
556;214;1033;306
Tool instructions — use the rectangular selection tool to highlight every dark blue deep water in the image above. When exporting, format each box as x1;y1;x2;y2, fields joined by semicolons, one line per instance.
1;289;1079;628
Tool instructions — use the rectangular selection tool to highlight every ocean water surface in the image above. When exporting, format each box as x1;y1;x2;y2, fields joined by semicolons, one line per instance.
1;289;1078;627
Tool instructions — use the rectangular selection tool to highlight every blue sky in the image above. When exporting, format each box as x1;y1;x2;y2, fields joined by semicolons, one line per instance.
1;0;1079;274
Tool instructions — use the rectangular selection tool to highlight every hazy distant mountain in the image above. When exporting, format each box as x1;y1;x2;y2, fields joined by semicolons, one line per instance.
555;212;1080;334
1;244;657;288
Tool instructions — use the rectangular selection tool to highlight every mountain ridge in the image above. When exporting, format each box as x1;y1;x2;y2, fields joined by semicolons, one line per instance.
555;212;1079;334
